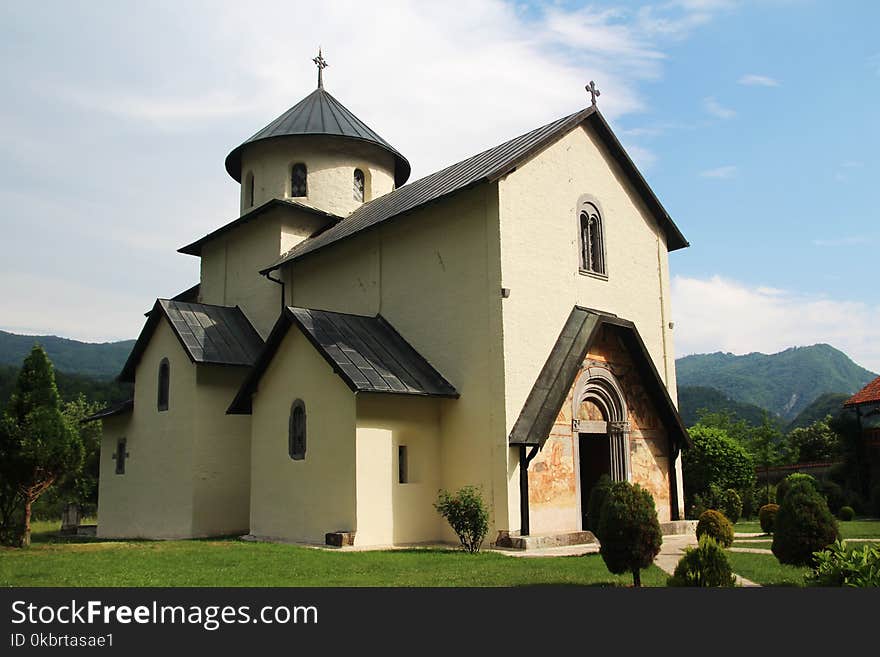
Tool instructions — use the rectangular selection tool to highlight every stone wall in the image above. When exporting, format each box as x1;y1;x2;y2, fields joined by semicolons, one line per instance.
527;325;672;533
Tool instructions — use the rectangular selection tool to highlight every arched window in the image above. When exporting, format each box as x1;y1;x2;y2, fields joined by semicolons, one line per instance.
291;163;307;197
579;200;606;276
353;168;365;202
157;358;170;412
289;399;306;460
245;171;255;208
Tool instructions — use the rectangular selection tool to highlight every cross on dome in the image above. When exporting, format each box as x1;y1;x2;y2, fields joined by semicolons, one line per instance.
313;47;329;89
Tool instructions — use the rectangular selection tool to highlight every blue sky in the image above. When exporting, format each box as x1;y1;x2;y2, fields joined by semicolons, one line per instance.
0;1;877;370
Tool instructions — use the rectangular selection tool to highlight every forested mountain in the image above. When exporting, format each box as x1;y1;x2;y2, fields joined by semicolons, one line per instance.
0;330;134;380
785;392;855;431
676;344;875;421
677;385;774;428
0;364;132;411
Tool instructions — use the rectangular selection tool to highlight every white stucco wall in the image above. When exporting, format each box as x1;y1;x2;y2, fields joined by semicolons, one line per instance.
198;205;330;337
497;121;683;529
239;135;396;217
355;395;443;546
284;185;507;543
96;320;254;539
97;320;196;539
249;327;357;544
191;366;252;537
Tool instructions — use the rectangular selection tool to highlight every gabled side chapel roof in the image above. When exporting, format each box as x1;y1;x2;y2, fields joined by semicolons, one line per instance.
118;300;264;383
508;306;691;450
228;307;459;414
262;106;688;274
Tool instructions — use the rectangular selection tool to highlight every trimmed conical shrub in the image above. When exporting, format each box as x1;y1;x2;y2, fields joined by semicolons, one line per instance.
772;480;839;566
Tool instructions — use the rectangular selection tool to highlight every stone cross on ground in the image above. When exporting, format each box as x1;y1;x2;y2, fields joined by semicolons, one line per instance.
313;47;329;89
585;80;600;106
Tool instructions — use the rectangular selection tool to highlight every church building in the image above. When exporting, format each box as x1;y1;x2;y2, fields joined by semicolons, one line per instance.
93;53;691;547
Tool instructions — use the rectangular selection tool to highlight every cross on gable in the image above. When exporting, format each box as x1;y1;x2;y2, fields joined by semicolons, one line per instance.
585;80;600;106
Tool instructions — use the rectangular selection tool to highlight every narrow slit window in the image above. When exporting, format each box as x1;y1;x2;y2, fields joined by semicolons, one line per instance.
579;201;606;276
291;163;307;197
245;172;255;207
353;168;365;202
289;399;306;460
398;445;408;484
157;358;170;412
114;438;128;475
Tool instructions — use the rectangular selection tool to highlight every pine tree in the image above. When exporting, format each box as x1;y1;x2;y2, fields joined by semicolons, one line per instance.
0;345;83;546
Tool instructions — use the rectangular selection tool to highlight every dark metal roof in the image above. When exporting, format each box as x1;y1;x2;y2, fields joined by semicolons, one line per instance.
119;300;264;383
82;398;133;423
171;283;200;302
262;106;688;274
225;88;411;187
178;199;341;257
508;306;690;450
228;307;458;414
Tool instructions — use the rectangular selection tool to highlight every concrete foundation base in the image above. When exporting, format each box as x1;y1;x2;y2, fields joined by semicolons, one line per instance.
659;520;696;536
496;530;598;551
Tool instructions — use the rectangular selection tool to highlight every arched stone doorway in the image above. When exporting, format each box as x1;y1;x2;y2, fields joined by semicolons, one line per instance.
571;367;631;531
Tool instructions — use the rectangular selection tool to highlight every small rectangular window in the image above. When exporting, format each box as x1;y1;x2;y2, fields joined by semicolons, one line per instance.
398;445;408;484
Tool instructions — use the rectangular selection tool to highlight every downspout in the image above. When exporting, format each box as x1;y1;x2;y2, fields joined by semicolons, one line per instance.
519;444;540;536
263;269;285;312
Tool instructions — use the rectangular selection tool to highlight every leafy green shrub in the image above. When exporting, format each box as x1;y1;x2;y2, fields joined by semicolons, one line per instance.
755;484;776;508
776;473;817;505
772;480;840;566
682;425;755;513
667;536;737;587
598;481;663;587
720;488;742;524
759;504;779;534
805;540;880;587
586;474;613;537
696;509;734;547
818;479;845;515
434;486;489;553
837;506;855;521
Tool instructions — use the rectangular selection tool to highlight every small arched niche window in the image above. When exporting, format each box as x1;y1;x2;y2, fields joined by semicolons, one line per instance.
289;399;306;460
157;358;170;412
579;200;606;276
353;168;365;202
290;163;307;197
244;171;255;208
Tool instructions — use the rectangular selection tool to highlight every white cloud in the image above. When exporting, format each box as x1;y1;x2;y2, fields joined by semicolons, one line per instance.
738;74;779;87
703;96;736;119
699;165;737;179
671;275;880;372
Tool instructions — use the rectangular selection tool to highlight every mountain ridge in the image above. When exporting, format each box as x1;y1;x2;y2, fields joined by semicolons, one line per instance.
676;343;875;421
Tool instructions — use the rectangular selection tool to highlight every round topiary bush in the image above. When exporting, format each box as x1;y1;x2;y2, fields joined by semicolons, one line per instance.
772;480;840;566
759;503;780;534
838;505;855;521
696;509;734;548
598;481;663;587
667;536;737;587
720;488;742;524
776;473;817;506
586;474;613;538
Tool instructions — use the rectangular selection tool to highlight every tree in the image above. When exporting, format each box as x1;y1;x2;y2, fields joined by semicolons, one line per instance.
785;416;840;464
597;481;662;587
771;480;839;566
747;413;785;502
0;346;83;546
55;396;103;509
695;409;753;447
682;424;755;513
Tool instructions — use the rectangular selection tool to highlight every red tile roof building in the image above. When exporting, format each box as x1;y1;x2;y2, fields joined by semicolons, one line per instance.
844;376;880;407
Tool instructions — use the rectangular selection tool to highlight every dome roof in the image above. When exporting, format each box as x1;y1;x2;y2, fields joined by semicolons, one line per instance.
225;87;411;186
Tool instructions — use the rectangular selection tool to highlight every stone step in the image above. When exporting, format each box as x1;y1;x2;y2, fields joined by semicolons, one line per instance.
499;530;598;551
659;520;697;536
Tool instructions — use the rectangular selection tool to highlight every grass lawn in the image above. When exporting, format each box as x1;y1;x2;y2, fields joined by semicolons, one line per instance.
734;518;880;540
731;540;772;549
726;551;809;587
2;520;668;587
